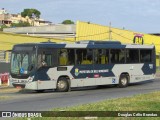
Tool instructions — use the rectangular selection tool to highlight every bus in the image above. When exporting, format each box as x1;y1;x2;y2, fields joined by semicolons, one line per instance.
10;40;156;92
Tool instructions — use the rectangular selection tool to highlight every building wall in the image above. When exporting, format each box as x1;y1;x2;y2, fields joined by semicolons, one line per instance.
3;24;76;39
4;24;76;34
0;32;75;51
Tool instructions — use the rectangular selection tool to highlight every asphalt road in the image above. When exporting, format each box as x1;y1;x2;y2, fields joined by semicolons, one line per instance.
0;78;160;111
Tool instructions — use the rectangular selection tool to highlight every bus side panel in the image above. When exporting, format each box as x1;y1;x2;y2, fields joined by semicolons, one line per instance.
46;65;96;88
112;64;155;83
130;63;155;83
70;65;94;79
93;64;116;85
71;77;118;87
70;64;95;87
95;77;118;85
37;81;56;90
71;79;84;87
71;78;96;87
47;66;74;80
25;81;38;90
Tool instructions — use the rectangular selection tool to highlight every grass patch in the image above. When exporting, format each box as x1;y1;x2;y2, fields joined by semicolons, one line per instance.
15;91;160;120
0;88;20;93
0;96;11;100
53;91;160;111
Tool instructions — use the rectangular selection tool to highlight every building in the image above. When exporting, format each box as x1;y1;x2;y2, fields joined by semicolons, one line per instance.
0;8;12;26
0;8;52;27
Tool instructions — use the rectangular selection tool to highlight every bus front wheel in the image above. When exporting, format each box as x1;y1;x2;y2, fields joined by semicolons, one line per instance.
56;77;69;92
118;75;128;88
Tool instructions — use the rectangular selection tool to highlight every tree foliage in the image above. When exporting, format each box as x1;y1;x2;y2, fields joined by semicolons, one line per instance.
21;8;41;18
0;24;8;31
62;20;74;24
11;21;31;27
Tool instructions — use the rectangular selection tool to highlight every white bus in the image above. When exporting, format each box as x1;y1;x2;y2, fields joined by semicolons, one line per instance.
10;41;156;92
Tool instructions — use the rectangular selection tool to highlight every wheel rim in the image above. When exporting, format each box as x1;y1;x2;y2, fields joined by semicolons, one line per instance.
58;80;66;89
121;77;127;85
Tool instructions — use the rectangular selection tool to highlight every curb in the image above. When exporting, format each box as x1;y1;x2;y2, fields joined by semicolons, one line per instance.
0;86;14;89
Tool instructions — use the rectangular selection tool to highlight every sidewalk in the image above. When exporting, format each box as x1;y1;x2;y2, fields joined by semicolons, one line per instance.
156;72;160;78
0;84;13;89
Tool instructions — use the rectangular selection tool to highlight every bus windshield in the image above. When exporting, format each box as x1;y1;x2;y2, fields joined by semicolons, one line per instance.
11;52;36;75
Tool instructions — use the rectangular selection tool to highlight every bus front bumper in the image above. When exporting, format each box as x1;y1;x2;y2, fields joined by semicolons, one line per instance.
12;83;25;88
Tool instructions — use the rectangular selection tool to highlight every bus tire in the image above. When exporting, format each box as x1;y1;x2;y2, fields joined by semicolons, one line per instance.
56;77;69;92
118;74;128;88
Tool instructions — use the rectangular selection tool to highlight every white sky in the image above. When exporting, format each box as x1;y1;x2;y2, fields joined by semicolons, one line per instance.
1;0;160;33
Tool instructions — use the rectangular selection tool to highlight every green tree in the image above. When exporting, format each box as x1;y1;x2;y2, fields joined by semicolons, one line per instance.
62;20;74;24
21;8;41;18
0;24;8;31
11;21;31;27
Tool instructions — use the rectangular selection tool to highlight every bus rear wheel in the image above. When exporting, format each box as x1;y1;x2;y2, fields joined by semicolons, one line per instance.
118;74;128;88
56;77;69;92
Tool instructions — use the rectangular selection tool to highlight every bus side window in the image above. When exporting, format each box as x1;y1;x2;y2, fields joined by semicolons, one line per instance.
68;49;75;65
110;49;117;63
42;52;52;66
76;49;82;64
58;49;75;66
37;51;52;68
45;54;52;66
110;49;125;63
94;49;108;64
76;49;93;65
119;49;125;63
105;49;109;64
59;49;68;65
126;49;139;63
140;50;151;62
93;49;99;64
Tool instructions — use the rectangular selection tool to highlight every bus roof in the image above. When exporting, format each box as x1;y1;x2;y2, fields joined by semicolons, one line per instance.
13;40;155;49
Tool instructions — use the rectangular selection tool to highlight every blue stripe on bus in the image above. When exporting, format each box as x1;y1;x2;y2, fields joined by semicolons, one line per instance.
70;64;115;79
141;63;156;75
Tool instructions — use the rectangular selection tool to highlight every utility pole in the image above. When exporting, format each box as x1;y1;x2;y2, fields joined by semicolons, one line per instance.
109;22;112;41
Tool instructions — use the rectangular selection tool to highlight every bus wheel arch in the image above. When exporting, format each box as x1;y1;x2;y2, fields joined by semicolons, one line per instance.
56;76;70;92
118;73;130;88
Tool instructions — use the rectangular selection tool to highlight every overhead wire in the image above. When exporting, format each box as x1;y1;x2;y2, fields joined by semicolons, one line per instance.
76;31;109;38
111;31;133;42
111;31;160;46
